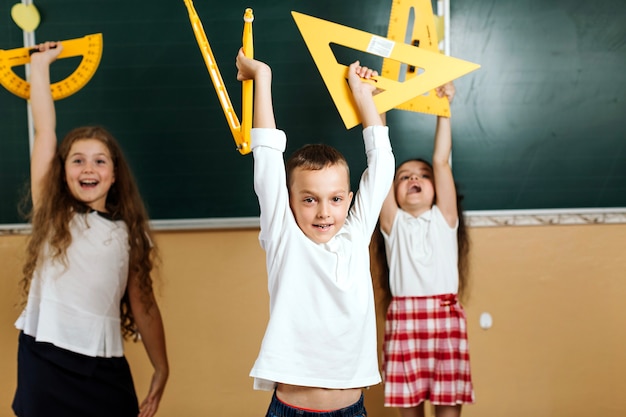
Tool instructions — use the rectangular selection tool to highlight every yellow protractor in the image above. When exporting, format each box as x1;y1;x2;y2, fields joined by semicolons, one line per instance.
0;33;103;100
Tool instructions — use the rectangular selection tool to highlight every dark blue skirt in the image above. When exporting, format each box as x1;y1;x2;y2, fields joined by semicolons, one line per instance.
13;331;139;417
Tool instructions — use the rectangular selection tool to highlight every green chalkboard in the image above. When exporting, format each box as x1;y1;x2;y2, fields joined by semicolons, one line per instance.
1;0;625;225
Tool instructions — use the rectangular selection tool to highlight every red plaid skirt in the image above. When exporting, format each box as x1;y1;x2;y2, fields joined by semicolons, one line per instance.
382;295;475;407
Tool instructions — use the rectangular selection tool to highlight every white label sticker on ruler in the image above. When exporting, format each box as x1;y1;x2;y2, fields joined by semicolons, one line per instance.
367;35;395;58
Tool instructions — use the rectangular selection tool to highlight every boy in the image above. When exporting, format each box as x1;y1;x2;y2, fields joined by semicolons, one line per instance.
236;49;394;416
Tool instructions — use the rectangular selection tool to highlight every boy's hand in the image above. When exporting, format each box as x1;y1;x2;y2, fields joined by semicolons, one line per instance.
347;61;379;96
30;41;63;66
236;48;271;82
435;81;455;104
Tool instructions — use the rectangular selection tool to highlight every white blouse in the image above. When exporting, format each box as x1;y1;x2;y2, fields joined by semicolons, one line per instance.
382;205;459;297
16;211;130;357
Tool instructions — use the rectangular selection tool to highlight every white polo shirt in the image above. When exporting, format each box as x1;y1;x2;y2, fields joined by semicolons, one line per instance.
382;205;459;297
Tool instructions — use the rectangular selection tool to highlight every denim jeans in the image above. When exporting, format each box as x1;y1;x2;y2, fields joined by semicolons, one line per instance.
265;391;367;417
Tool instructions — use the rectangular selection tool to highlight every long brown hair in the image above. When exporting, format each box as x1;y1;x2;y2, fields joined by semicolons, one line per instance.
20;126;157;340
370;158;470;314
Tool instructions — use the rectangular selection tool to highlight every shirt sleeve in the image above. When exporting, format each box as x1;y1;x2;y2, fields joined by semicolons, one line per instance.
251;128;289;245
349;125;395;237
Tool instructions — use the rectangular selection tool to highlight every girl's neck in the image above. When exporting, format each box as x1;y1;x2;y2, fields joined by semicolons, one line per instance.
75;203;114;220
402;204;432;218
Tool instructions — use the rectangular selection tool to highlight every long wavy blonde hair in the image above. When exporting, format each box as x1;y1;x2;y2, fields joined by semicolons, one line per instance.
20;126;157;340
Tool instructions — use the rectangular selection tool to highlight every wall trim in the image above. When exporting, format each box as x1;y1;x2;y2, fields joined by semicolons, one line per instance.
2;208;626;235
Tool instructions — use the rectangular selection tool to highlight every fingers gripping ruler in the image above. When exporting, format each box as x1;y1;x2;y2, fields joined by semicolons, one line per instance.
183;0;253;155
292;11;480;129
0;33;103;100
382;0;451;116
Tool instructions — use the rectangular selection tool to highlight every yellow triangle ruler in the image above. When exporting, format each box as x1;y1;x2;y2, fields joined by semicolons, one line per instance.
0;33;103;100
183;0;254;155
382;0;451;116
292;11;480;129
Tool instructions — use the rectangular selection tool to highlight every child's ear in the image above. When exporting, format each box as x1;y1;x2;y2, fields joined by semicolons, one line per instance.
348;191;354;206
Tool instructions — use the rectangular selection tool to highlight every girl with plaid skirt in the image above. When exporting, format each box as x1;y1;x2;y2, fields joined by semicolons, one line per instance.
374;82;474;417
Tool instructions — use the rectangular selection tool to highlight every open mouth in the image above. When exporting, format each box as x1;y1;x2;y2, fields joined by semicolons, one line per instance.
408;184;422;194
80;179;99;189
313;223;332;230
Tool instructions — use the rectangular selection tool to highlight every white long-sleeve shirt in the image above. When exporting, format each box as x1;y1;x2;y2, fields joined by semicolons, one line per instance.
16;211;130;357
249;126;394;390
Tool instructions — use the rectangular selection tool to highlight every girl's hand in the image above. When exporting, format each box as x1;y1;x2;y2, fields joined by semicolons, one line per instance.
138;369;168;417
435;81;455;104
347;60;379;96
30;41;63;66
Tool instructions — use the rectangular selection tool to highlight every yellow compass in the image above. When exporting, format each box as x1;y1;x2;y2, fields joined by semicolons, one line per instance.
183;0;254;155
0;33;103;100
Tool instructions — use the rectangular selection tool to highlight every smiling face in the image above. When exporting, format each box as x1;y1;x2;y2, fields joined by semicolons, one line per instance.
394;160;435;215
288;164;353;244
64;138;116;212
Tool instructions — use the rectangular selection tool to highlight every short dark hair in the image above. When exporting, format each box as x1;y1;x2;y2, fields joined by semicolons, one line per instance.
286;144;350;189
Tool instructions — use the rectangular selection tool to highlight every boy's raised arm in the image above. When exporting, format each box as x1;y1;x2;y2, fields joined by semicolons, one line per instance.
346;61;382;128
377;110;397;235
236;48;275;129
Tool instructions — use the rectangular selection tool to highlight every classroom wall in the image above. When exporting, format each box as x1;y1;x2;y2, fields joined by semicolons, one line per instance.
1;224;625;416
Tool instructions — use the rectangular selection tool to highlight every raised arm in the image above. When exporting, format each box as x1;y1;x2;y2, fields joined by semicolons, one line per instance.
379;181;398;235
378;110;397;235
346;61;383;128
29;42;62;209
432;82;458;227
236;48;274;129
128;278;169;417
